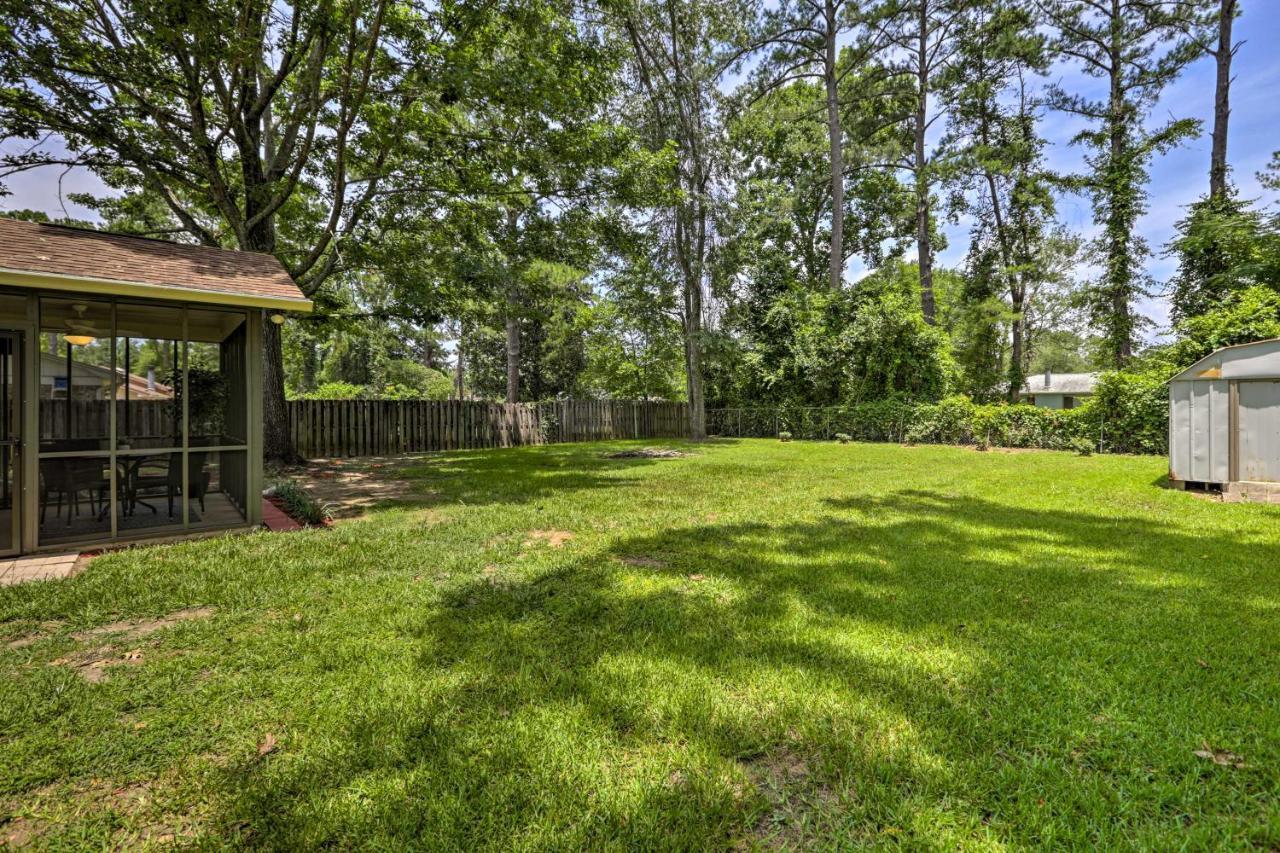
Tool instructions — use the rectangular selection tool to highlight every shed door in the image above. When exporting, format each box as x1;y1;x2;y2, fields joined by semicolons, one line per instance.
1237;380;1280;482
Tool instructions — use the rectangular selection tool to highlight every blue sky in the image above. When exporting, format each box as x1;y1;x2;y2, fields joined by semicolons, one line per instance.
2;3;1278;342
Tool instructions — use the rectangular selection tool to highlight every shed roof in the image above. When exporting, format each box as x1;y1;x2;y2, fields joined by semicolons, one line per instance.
0;217;311;311
1170;337;1280;382
1022;372;1099;395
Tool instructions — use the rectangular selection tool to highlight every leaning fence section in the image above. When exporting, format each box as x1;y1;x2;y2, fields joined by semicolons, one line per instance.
288;399;689;458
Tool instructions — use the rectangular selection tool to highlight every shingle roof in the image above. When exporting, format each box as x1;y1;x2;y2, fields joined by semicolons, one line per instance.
0;217;309;308
1022;372;1099;395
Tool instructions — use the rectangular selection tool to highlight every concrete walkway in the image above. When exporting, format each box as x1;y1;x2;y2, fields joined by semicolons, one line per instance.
0;552;83;586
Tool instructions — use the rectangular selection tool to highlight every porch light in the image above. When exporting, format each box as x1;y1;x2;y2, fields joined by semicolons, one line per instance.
65;333;96;346
269;313;286;325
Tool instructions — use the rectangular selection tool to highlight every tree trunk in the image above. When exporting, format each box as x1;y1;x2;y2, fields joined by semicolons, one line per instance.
1209;0;1235;199
683;278;706;441
915;3;935;324
262;317;295;462
824;0;844;291
675;195;707;441
505;309;520;404
454;339;465;401
504;207;520;404
1008;297;1025;402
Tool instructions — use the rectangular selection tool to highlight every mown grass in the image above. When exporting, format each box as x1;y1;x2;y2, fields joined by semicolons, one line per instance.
1;439;1278;849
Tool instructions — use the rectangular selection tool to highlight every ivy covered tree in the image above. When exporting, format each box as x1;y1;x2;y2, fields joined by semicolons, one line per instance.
1040;0;1207;366
1169;190;1280;321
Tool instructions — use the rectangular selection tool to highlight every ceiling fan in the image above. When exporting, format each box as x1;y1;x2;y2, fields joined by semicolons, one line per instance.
64;303;101;346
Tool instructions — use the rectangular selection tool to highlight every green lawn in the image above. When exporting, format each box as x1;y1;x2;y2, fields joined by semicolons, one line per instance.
2;440;1278;849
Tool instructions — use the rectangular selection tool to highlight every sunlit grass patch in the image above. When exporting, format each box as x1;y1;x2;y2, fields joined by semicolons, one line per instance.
1;439;1278;848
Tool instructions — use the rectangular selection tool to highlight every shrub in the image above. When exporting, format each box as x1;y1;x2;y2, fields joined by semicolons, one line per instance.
711;377;1173;456
834;433;851;444
1071;436;1095;456
1077;370;1168;455
293;381;367;401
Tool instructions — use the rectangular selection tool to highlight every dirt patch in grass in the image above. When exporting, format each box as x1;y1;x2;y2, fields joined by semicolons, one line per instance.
5;621;65;650
49;646;148;683
618;555;666;568
284;456;439;519
603;447;690;459
72;607;215;644
31;608;216;683
739;748;837;849
523;530;574;548
3;776;201;848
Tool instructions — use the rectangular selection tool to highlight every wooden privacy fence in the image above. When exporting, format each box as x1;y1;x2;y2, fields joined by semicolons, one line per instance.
40;400;177;441
288;399;689;458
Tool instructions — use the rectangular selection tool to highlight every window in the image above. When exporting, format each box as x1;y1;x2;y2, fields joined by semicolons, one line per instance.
1063;396;1075;410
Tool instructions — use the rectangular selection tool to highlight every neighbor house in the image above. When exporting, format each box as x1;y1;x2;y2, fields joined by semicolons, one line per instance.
1021;371;1098;409
0;217;311;555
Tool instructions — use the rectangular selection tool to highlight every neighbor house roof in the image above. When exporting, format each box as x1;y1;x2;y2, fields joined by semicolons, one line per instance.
0;217;311;311
38;351;173;400
1022;372;1099;395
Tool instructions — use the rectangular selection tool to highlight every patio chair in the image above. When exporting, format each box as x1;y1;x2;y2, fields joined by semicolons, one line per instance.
125;452;210;518
40;458;109;526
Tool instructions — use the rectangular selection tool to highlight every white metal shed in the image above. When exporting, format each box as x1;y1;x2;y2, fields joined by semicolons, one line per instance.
1169;338;1280;489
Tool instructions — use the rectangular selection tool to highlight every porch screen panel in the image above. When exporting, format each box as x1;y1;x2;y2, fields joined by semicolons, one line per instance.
114;303;183;450
38;298;112;449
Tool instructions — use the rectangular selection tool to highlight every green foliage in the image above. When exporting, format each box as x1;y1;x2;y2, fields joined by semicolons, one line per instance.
268;480;331;527
778;431;792;442
845;284;955;403
1163;286;1280;369
754;397;1091;450
379;361;455;401
724;388;1164;456
295;382;367;401
579;280;686;401
1169;191;1280;322
1027;329;1101;374
1076;370;1168;456
834;433;851;444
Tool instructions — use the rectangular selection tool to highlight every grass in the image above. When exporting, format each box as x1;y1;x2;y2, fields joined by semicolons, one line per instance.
1;439;1278;849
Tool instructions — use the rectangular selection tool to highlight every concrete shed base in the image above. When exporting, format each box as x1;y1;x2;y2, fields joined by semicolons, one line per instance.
1222;481;1280;504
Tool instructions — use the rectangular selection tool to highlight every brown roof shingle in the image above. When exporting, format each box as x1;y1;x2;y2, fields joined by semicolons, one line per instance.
0;217;309;307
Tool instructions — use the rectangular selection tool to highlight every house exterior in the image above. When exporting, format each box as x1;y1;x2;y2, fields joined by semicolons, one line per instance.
1168;338;1280;500
0;217;311;554
1021;371;1099;410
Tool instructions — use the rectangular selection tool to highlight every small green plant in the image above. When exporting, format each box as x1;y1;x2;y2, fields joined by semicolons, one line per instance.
1071;436;1095;457
834;433;851;444
270;480;333;526
778;431;792;442
975;438;990;452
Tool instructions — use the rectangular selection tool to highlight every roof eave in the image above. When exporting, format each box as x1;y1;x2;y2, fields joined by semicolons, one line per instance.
0;266;313;313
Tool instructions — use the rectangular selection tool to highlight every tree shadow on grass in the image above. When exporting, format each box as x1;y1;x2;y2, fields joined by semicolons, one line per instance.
338;441;709;514
205;488;1280;848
